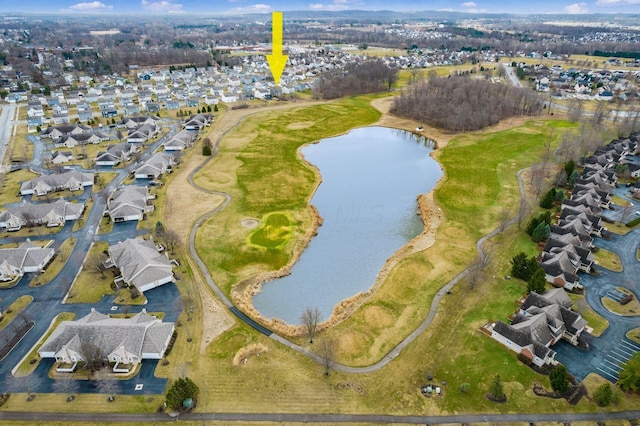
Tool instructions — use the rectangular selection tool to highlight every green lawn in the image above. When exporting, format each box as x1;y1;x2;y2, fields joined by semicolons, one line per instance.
0;169;38;207
594;247;623;272
249;212;292;248
0;295;33;331
194;97;381;293
65;241;115;304
568;293;609;337
30;238;76;287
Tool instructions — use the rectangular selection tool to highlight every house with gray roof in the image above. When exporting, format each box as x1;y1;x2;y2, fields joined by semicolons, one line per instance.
20;171;94;196
95;143;137;167
163;129;196;151
127;123;159;143
488;288;587;367
134;152;175;180
106;238;173;293
38;308;174;373
40;124;92;140
0;239;55;282
106;185;153;222
0;198;84;231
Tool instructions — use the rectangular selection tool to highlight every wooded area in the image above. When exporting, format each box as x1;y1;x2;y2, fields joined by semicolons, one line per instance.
313;60;397;99
390;76;543;131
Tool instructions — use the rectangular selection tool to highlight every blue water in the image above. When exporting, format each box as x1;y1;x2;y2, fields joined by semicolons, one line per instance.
252;126;443;324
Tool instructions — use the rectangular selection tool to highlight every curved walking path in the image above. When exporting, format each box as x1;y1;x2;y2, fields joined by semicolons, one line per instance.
185;102;533;373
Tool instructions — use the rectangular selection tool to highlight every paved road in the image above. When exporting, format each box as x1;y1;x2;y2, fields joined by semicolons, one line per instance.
501;63;524;89
555;183;640;382
0;123;183;395
1;408;640;423
0;104;18;166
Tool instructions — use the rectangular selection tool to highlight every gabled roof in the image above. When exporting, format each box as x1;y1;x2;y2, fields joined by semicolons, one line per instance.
108;186;149;218
20;171;94;194
108;238;173;291
0;239;55;271
39;309;174;361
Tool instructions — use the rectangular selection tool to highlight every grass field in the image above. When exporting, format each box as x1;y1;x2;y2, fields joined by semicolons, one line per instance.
249;212;292;248
194;96;381;293
0;295;33;331
184;99;640;414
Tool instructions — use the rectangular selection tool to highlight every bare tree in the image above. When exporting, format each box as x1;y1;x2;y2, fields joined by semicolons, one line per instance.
159;228;181;255
86;252;108;278
568;98;584;123
80;340;106;371
52;379;79;401
300;307;321;344
517;198;529;229
94;367;120;401
617;204;636;225
466;264;484;290
318;337;337;376
529;165;546;199
497;207;511;234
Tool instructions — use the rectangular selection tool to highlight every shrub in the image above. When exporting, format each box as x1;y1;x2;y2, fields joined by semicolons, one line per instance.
550;365;570;393
165;377;200;410
626;216;640;227
593;383;612;407
202;144;212;156
460;382;470;393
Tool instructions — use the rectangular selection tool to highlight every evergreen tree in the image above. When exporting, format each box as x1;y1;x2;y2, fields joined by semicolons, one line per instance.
527;267;547;294
214;104;218;112
554;190;565;202
531;222;551;243
510;252;529;280
165;377;200;410
564;159;575;178
540;189;555;209
568;170;581;188
593;383;613;407
549;365;570;393
489;374;505;400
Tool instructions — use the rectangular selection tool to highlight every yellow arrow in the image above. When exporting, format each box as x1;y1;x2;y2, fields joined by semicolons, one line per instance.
266;11;288;86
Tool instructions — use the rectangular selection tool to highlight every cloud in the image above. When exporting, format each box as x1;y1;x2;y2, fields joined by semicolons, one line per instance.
141;0;184;13
461;1;477;7
565;2;588;13
596;0;640;4
228;3;271;12
68;1;112;11
309;0;362;10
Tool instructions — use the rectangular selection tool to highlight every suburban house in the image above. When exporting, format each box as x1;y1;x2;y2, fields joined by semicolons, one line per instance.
106;185;154;222
184;113;213;131
126;123;159;143
40;124;93;140
38;308;175;373
105;238;174;293
50;150;74;165
163;129;196;151
540;249;583;291
117;116;160;130
20;171;94;196
487;288;588;367
0;240;55;282
56;133;103;148
0;199;85;230
134;152;175;180
94;143;137;167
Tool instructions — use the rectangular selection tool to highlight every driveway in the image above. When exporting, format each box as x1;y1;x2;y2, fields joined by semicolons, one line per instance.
554;192;640;382
0;122;184;395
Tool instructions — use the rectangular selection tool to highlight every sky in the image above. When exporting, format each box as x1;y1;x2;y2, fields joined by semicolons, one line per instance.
3;0;640;15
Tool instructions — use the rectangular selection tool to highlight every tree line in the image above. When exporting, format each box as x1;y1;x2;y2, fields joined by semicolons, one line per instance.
313;60;398;99
390;75;543;132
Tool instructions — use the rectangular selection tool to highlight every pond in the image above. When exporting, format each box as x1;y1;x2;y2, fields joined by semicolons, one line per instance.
252;126;443;324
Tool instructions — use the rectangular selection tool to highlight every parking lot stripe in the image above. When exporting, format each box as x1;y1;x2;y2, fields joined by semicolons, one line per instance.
621;340;640;351
597;367;618;382
602;359;622;371
609;352;629;364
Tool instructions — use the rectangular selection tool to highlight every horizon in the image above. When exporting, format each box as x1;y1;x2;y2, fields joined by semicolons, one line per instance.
2;1;640;17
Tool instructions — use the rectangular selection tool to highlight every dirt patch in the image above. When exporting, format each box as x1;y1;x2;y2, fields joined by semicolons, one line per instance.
363;305;394;329
338;330;369;356
198;277;235;354
287;121;315;130
165;156;226;244
241;218;259;229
